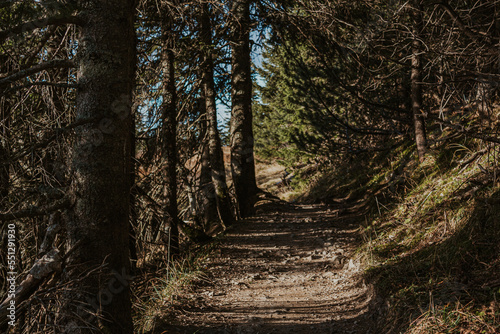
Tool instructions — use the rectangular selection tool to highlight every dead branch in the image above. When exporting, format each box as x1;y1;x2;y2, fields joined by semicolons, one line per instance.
0;60;76;87
437;1;495;50
459;148;488;167
0;249;62;328
7;81;79;92
39;212;62;256
0;116;101;167
0;210;65;328
0;197;70;221
428;115;500;145
0;15;83;43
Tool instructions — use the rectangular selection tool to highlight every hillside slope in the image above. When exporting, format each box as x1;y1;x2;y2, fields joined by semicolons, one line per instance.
270;137;500;333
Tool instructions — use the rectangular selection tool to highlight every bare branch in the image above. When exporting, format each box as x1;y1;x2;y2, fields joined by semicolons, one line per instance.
7;81;79;92
0;197;70;221
0;116;100;167
0;249;62;328
428;115;500;144
437;1;495;49
0;15;84;43
0;59;76;87
39;212;62;256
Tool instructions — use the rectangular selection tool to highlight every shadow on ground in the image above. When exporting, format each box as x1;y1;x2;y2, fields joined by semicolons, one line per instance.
149;198;379;334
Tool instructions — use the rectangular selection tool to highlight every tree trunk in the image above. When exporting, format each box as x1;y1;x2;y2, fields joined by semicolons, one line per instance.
0;52;11;201
230;0;258;218
62;1;136;332
161;15;180;256
201;3;235;227
411;0;427;162
198;112;219;228
0;94;9;200
129;112;138;270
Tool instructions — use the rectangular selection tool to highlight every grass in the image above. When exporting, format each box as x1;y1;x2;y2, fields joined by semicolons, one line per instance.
408;301;500;334
131;133;500;334
132;244;216;333
364;145;500;333
292;134;500;333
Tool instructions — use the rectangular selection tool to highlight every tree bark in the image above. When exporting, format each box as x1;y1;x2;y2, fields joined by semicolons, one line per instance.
0;94;9;199
129;111;138;270
201;3;235;228
411;0;427;162
230;0;258;218
62;1;136;332
198;112;219;228
0;52;11;200
161;13;180;256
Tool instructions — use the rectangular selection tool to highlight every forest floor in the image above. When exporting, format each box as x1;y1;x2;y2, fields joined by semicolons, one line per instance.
157;197;378;334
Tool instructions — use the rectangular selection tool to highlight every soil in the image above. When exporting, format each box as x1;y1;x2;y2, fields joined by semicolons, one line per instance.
157;197;378;334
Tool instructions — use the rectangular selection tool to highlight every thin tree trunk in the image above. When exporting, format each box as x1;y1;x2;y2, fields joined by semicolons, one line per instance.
62;1;136;333
198;110;219;228
161;15;180;256
42;27;71;186
0;52;11;201
230;0;258;218
0;90;10;330
129;112;138;270
411;0;427;162
0;94;9;200
201;3;235;227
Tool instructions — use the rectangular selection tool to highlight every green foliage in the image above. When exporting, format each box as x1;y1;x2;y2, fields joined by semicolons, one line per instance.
254;42;329;165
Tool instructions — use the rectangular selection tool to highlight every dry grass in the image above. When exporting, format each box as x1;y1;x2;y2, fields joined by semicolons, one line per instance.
132;246;214;333
359;144;500;333
295;136;500;333
409;301;500;334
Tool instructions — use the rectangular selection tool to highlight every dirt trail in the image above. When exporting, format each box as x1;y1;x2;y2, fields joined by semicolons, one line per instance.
162;200;377;334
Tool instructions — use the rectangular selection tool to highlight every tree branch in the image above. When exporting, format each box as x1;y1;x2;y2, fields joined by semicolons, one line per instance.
0;59;76;87
428;115;500;144
7;81;79;92
0;197;70;221
0;116;100;167
0;249;62;328
0;14;84;42
437;1;495;49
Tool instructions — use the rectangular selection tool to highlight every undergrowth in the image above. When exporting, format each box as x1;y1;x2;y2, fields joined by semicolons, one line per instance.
298;134;500;333
132;243;215;333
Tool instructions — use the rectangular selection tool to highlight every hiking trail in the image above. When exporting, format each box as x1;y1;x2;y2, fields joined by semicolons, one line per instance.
159;197;378;334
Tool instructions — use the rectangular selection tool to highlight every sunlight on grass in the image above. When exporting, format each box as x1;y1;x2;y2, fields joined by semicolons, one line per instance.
132;248;213;333
289;135;500;333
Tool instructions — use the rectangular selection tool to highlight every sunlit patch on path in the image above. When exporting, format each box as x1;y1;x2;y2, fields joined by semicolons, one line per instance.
161;202;376;334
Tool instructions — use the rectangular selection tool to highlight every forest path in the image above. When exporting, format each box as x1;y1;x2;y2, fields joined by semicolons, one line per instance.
162;199;376;334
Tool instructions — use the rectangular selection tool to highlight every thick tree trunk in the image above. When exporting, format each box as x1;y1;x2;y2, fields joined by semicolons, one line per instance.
411;0;427;162
62;1;136;332
201;4;235;228
230;0;258;218
161;18;180;256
